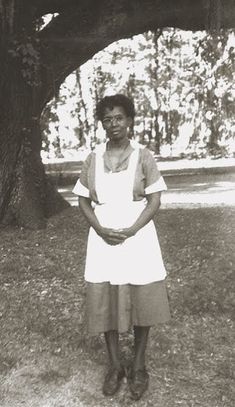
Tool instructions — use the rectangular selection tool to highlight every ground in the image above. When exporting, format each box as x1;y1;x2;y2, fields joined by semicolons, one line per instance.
0;200;234;407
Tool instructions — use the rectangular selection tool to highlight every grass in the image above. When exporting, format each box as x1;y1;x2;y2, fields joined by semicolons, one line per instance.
0;206;234;407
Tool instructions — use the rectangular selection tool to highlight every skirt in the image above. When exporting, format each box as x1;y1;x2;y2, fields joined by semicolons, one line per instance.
86;280;171;335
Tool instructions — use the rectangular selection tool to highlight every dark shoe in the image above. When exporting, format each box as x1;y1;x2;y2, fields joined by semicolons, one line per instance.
102;366;125;396
128;367;149;400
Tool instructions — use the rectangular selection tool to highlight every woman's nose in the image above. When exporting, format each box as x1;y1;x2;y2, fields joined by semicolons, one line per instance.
111;117;119;125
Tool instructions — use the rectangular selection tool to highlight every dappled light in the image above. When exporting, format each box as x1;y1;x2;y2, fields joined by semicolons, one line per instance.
1;2;235;406
42;29;235;160
0;205;234;406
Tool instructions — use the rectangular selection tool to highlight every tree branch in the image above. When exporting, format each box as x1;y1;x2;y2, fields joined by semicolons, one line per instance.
38;0;235;103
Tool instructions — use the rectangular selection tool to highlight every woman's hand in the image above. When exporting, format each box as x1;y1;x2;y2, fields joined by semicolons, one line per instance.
115;193;162;241
117;227;137;239
96;227;127;246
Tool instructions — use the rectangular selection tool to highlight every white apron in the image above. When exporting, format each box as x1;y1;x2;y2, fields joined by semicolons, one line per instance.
84;146;167;285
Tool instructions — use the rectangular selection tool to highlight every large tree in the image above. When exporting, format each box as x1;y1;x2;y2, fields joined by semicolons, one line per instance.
0;0;234;229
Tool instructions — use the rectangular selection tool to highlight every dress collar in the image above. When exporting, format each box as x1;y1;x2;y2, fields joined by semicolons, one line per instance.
94;139;143;154
94;140;143;172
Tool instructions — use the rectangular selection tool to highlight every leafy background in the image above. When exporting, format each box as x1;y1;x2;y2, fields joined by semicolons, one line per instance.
41;28;235;161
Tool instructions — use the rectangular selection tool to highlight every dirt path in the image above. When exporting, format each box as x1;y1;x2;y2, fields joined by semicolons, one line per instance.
58;172;235;208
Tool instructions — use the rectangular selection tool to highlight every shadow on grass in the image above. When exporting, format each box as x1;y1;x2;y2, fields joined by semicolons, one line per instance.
0;206;234;407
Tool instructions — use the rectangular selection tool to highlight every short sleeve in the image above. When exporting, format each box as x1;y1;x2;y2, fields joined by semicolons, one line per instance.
142;148;167;194
72;179;89;197
72;153;92;197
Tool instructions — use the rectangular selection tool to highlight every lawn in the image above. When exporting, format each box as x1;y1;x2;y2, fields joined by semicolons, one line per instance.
0;206;234;407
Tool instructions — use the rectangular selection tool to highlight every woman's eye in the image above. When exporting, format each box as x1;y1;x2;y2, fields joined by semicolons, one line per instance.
103;119;111;125
102;115;126;127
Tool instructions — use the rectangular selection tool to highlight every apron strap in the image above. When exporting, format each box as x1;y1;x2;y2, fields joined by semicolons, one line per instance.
126;147;139;178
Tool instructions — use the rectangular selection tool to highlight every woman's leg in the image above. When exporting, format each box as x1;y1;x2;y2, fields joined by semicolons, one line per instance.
104;330;121;368
128;326;150;400
102;330;125;396
133;326;150;370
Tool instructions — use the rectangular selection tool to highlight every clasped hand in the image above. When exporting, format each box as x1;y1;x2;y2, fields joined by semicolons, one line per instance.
96;226;136;245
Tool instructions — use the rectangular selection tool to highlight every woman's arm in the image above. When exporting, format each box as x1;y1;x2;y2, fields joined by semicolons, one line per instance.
79;196;127;245
79;196;102;233
121;192;161;238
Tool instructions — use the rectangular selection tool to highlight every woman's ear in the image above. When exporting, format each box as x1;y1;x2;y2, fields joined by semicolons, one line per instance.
127;117;133;127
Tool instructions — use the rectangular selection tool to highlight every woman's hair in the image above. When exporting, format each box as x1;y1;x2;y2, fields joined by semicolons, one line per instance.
96;94;135;121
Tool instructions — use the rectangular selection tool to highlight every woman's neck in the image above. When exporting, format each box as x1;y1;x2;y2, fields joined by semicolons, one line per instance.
107;137;130;150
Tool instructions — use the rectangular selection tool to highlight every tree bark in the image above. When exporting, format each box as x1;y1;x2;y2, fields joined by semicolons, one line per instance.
0;75;69;229
0;25;69;229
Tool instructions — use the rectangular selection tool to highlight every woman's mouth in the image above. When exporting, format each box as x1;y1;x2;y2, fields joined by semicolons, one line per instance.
111;130;120;135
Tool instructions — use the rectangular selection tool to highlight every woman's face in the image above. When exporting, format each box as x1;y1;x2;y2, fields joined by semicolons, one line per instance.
102;106;132;142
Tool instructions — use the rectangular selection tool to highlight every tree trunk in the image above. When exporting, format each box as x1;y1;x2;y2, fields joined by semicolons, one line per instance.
205;87;220;156
153;109;161;155
0;67;69;229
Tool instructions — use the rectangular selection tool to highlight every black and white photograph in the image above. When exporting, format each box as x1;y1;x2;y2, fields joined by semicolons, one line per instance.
0;1;234;406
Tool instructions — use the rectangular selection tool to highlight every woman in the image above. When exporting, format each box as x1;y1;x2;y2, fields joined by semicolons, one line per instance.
73;94;170;400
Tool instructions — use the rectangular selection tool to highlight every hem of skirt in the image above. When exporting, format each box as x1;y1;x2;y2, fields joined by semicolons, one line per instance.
86;317;171;336
84;277;167;285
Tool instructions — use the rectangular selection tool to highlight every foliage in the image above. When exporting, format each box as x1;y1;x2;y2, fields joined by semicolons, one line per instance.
42;29;235;159
8;36;41;86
